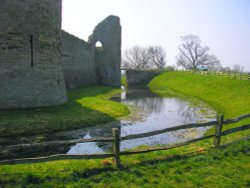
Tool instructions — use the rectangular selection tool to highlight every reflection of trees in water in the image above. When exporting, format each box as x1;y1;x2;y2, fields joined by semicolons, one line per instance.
177;103;199;122
124;88;164;114
123;87;206;122
125;87;158;99
176;102;213;123
125;97;164;114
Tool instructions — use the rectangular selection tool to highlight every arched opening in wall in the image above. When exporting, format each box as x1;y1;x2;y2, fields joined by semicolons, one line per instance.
95;41;103;52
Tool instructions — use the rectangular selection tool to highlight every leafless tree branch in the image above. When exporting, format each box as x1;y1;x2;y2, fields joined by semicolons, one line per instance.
122;45;166;70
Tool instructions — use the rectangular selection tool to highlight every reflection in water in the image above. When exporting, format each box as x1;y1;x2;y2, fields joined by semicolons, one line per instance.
67;87;216;154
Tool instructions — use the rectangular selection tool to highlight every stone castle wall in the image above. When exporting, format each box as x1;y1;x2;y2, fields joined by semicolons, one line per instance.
61;15;121;89
0;0;67;109
61;31;97;89
0;1;121;109
126;70;160;86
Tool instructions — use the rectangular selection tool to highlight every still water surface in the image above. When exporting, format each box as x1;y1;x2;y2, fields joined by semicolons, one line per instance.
66;87;216;154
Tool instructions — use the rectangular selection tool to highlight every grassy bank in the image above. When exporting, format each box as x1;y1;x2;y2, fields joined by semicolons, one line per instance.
0;86;129;144
149;71;250;142
0;73;249;187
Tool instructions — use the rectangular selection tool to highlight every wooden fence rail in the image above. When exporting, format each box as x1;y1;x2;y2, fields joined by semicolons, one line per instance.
0;114;249;167
121;121;217;141
221;124;250;136
120;134;215;156
223;114;250;124
0;137;114;151
183;70;250;81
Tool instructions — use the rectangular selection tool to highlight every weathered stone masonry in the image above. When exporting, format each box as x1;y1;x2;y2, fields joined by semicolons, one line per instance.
0;0;121;109
0;0;67;109
61;31;97;89
126;70;160;86
62;15;121;89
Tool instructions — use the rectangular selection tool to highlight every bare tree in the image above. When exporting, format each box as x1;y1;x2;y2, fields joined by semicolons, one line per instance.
176;34;211;70
147;46;166;70
122;45;166;70
122;46;149;70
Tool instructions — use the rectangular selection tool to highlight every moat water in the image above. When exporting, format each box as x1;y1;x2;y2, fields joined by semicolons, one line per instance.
64;86;216;154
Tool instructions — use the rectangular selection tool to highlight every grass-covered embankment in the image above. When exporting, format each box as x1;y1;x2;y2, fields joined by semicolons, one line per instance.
149;71;250;142
0;86;129;144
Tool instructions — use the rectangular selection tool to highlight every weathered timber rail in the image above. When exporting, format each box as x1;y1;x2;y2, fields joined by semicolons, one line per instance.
183;70;250;80
0;114;249;167
121;121;217;141
0;137;114;150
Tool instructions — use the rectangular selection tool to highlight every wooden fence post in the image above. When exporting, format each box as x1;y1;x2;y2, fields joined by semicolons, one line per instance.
248;73;250;80
214;115;224;148
112;128;121;168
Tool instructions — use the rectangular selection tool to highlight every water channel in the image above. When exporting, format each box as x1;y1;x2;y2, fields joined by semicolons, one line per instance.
65;86;216;155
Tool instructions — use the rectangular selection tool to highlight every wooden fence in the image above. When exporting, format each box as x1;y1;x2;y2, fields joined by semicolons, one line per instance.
0;114;250;167
183;70;250;80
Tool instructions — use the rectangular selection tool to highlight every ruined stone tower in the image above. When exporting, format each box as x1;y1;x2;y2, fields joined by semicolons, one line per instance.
89;16;121;87
0;0;67;108
62;15;122;89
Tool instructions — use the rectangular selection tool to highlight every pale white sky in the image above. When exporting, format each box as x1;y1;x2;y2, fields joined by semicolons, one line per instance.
62;0;250;71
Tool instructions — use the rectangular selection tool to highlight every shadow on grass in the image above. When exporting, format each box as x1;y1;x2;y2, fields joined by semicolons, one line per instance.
0;86;123;144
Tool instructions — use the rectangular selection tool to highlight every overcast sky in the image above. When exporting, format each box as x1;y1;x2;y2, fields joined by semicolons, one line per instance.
62;0;250;71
